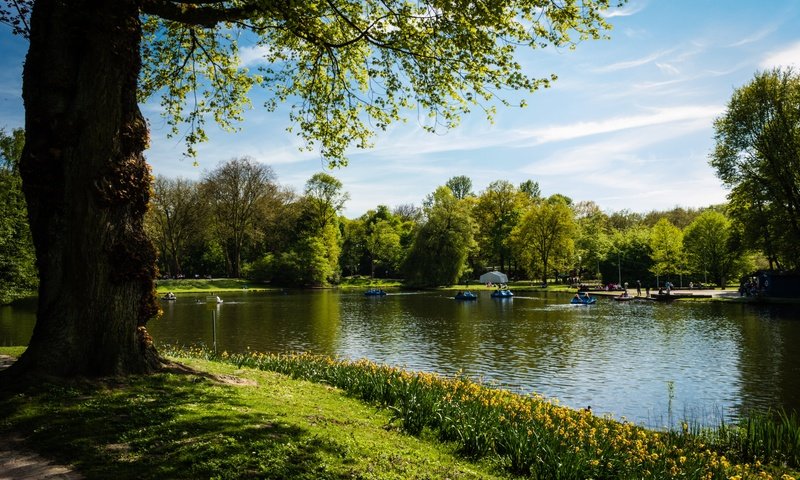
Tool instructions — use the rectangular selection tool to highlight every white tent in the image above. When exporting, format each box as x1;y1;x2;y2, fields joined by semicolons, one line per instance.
479;271;508;284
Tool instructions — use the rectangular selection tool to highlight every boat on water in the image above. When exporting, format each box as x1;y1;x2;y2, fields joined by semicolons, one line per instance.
455;290;478;300
491;289;514;298
613;293;634;302
570;295;596;305
162;292;177;301
364;288;387;296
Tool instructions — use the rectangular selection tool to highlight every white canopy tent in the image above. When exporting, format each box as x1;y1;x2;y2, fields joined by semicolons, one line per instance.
479;271;508;284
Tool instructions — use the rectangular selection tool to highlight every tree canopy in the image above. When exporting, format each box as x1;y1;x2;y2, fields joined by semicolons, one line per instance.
711;67;800;271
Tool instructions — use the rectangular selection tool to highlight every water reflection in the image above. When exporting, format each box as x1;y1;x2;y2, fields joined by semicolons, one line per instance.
2;290;799;427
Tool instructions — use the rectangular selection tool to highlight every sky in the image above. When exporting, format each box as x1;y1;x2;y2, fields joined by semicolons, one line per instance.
2;1;800;218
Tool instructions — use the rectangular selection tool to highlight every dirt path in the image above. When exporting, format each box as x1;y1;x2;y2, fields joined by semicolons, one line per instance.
0;355;84;480
0;435;83;480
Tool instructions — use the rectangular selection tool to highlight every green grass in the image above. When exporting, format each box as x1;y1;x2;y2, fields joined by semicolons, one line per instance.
185;348;798;479
337;276;404;289
3;346;798;479
0;349;505;480
155;278;272;293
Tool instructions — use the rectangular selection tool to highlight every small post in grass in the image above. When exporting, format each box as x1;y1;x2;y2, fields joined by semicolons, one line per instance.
205;295;223;354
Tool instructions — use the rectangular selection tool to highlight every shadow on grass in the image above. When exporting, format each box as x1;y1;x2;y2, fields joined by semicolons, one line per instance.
0;372;346;480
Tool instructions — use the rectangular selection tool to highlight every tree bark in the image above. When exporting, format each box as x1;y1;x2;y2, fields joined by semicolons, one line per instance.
8;0;163;378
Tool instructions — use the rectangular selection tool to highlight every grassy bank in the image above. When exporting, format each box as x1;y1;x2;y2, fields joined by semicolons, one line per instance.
2;347;798;479
0;348;504;480
155;278;271;293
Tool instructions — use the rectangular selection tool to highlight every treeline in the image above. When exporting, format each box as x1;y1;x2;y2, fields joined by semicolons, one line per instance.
144;161;760;290
142;67;800;291
4;63;800;301
0;133;768;299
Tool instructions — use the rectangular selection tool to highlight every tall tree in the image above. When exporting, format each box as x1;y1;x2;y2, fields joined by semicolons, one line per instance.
474;180;520;272
403;187;475;287
519;179;541;200
202;157;276;278
445;175;474;200
573;200;610;280
683;210;742;288
600;226;652;287
710;68;800;271
649;218;685;285
147;176;205;277
303;172;349;232
511;196;576;285
366;220;402;278
0;0;621;378
339;217;367;277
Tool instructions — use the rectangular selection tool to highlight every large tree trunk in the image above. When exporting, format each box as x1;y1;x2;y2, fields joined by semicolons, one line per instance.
8;0;163;378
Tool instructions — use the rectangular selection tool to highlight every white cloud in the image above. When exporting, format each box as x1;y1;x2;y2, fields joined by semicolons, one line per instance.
656;62;680;75
603;1;647;18
760;41;800;68
515;105;722;146
728;25;777;47
594;49;675;73
238;45;274;67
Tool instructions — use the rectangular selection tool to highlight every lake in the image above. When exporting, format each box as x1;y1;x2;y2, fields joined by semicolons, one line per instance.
3;289;800;428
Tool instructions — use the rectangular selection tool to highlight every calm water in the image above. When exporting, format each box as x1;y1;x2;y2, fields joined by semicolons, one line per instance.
3;290;800;428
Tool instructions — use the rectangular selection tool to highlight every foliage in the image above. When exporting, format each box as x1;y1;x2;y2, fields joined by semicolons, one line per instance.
0;128;36;304
201;157;278;278
338;217;367;277
303;172;349;232
649;218;686;283
135;1;621;163
716;408;800;469
683;210;743;288
0;127;24;171
511;196;576;284
600;226;653;287
473;180;521;273
518;179;541;200
403;187;475;287
573;201;610;279
446;175;474;200
710;67;800;271
643;206;709;230
366;219;403;277
146;176;207;277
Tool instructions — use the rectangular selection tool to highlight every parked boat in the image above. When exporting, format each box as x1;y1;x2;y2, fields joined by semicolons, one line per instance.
364;289;387;296
455;291;478;300
491;289;514;298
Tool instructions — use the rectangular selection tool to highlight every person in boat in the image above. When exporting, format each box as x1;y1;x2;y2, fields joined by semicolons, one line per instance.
574;293;582;301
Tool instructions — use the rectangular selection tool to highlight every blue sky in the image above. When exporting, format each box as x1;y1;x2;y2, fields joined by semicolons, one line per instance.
2;1;800;218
